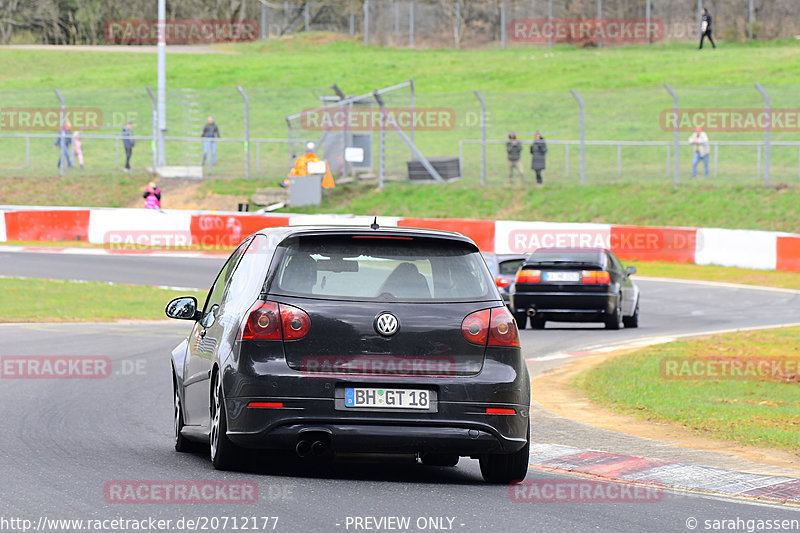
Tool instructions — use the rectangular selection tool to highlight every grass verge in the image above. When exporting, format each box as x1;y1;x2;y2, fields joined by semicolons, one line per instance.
282;181;800;234
628;261;800;290
0;278;205;322
573;327;800;451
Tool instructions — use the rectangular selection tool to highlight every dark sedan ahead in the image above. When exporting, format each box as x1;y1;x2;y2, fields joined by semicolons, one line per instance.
510;247;640;330
166;224;530;483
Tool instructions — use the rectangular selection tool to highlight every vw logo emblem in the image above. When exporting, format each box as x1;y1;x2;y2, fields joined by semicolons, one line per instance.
375;312;399;336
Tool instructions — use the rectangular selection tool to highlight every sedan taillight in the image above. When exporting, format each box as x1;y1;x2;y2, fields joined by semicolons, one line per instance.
462;307;519;347
494;276;512;289
241;301;311;341
581;270;611;284
516;269;541;283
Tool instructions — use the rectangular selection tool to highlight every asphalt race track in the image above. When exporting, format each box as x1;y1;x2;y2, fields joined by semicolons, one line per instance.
1;250;799;532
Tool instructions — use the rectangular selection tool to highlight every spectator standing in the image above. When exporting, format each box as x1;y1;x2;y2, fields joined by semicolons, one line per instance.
201;116;220;166
54;121;73;168
143;181;161;209
699;8;716;49
506;132;525;184
689;126;711;178
122;122;135;171
530;132;548;185
73;131;84;170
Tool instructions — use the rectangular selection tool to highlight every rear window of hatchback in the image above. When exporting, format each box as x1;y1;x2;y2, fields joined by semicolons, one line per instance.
270;235;495;301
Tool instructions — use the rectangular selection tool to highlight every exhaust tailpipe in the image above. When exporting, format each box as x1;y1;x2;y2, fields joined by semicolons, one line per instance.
527;308;537;317
311;440;327;456
295;439;312;458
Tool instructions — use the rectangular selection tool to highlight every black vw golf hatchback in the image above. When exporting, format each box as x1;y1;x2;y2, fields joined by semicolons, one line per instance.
166;224;530;483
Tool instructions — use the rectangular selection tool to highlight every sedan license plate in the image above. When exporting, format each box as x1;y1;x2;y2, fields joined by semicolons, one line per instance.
544;271;580;282
345;387;431;409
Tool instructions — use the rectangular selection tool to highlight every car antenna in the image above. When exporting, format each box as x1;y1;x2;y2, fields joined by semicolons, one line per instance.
370;217;379;230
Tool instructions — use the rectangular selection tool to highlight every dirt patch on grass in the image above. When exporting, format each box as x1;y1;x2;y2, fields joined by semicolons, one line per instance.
534;348;800;475
127;179;250;211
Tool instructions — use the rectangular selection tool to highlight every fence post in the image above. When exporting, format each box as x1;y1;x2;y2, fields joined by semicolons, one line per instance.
409;0;415;47
454;1;461;49
304;1;310;32
145;87;158;171
646;0;651;45
548;0;553;48
394;0;399;36
748;0;754;40
500;2;506;50
53;88;65;176
157;0;167;166
410;79;416;157
664;83;680;185
474;90;487;186
237;86;250;179
755;83;770;186
570;89;585;185
260;3;267;39
596;0;602;48
363;0;369;46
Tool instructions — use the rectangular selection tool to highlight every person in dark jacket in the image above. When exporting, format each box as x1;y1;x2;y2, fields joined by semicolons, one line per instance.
530;132;547;185
54;121;73;168
122;122;135;171
699;8;716;49
201;116;220;166
506;132;525;183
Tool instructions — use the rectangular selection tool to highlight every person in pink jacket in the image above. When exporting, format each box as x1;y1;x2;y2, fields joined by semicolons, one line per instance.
143;181;161;209
73;131;84;169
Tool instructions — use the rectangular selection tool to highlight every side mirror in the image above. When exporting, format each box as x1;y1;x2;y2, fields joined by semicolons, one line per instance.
625;266;637;276
165;296;201;321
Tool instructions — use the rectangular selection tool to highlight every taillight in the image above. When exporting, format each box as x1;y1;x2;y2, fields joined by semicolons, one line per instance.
241;301;310;341
462;308;519;347
516;269;541;283
462;309;490;346
280;303;311;340
494;276;511;289
489;306;520;347
581;270;611;284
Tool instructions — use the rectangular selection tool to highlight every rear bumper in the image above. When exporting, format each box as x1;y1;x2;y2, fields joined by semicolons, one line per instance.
512;291;616;321
222;349;530;456
226;414;528;455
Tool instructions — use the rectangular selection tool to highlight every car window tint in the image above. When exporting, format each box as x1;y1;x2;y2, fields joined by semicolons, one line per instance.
222;235;269;311
273;235;492;301
498;259;523;275
201;238;251;315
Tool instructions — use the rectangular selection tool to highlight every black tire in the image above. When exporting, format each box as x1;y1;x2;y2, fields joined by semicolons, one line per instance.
479;425;530;484
421;453;460;467
604;295;623;330
514;311;527;330
210;371;240;470
530;317;546;329
623;301;639;328
173;380;192;453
